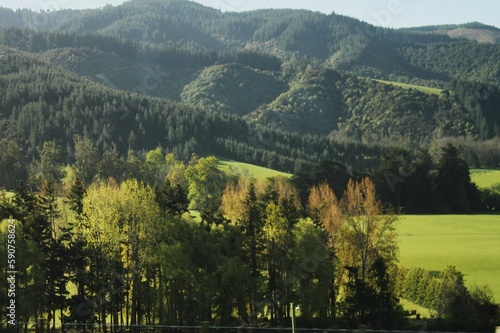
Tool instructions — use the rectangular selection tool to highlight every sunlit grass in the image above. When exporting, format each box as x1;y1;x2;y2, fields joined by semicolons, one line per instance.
471;169;500;189
218;158;291;179
398;214;500;301
375;79;443;95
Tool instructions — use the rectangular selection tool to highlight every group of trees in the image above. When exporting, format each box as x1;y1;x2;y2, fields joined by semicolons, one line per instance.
370;145;484;213
396;266;499;331
292;144;488;214
1;149;408;330
1;135;494;222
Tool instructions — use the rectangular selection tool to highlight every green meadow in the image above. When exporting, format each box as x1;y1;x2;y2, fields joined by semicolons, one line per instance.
374;79;443;95
218;158;292;179
398;214;500;301
471;169;500;189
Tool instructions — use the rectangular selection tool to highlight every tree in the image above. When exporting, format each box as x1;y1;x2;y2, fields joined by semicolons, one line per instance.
165;153;188;191
97;146;127;183
145;147;166;185
37;141;64;186
238;181;264;322
338;177;399;283
308;182;342;246
79;179;122;333
221;178;250;223
0;139;28;190
185;156;227;217
154;179;189;217
291;219;334;326
80;179;163;331
67;177;86;216
262;200;292;326
435;144;485;213
402;148;434;213
74;135;100;187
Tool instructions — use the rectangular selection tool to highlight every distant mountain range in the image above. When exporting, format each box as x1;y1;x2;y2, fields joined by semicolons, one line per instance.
1;0;499;170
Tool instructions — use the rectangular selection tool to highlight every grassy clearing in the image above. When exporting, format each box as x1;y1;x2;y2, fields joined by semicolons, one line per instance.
218;158;291;179
397;214;500;301
471;169;500;189
399;299;432;318
375;79;443;95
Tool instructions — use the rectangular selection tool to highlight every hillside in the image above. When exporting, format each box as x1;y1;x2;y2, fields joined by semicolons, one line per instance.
180;63;287;115
0;0;500;170
0;47;387;173
1;0;500;88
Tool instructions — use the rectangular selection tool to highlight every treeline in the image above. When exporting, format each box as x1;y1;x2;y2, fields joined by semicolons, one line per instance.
292;144;492;214
398;42;500;87
373;145;485;213
2;132;495;234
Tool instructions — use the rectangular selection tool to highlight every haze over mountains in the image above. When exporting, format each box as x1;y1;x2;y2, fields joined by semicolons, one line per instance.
1;0;499;172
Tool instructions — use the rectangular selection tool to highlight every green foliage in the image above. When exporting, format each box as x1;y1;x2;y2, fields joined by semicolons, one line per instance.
435;144;483;212
0;48;387;174
397;266;499;331
185;156;228;216
2;2;500;150
0;139;28;190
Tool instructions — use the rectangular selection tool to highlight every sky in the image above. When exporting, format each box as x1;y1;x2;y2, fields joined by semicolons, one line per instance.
2;0;500;29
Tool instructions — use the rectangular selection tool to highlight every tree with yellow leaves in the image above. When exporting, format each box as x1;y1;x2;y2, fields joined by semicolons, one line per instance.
339;177;399;282
80;179;162;331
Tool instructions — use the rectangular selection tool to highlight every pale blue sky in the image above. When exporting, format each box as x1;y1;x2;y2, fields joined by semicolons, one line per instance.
2;0;500;28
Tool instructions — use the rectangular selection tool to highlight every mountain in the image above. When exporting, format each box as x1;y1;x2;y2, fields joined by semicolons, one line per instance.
2;1;499;86
1;0;500;171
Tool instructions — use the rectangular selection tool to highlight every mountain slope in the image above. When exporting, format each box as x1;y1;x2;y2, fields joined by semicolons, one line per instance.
244;69;489;143
0;47;387;172
2;1;500;88
180;63;287;115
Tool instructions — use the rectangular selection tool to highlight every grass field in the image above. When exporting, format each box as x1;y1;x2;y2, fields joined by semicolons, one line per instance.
471;169;500;189
398;214;500;301
218;158;292;179
375;79;443;95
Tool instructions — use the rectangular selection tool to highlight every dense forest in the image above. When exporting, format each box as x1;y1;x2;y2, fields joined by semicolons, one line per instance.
1;0;500;331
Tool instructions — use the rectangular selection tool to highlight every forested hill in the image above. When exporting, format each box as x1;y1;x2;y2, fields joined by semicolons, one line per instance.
1;0;500;87
1;0;500;172
0;47;385;173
